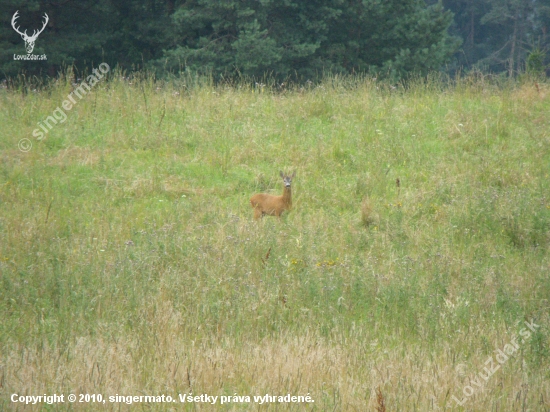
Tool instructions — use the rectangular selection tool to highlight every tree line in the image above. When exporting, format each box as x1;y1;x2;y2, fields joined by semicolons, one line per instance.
1;0;549;80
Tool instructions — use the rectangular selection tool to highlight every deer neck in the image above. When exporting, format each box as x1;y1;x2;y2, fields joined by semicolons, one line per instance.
282;186;292;206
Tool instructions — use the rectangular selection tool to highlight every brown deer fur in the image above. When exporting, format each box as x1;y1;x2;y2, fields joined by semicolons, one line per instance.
250;171;295;219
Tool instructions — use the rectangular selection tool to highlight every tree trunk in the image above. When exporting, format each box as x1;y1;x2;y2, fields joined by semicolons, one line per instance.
508;8;518;77
468;9;474;49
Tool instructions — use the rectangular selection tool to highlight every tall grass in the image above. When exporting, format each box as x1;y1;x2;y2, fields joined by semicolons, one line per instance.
1;71;549;410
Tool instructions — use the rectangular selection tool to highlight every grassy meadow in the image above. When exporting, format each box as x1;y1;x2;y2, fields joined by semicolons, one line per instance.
0;72;549;411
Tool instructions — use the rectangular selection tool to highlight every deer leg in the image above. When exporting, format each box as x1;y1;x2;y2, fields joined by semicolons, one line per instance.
253;207;262;220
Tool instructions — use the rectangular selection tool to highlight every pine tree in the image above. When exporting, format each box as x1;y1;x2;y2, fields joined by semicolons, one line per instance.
0;0;174;78
2;0;460;80
479;0;535;75
319;0;460;79
444;0;549;75
158;0;459;80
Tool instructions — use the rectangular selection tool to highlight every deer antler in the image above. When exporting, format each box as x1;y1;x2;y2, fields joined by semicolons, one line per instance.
30;13;49;41
11;11;27;38
12;11;49;40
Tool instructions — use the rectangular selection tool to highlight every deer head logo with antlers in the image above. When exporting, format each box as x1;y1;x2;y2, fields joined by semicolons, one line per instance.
11;10;49;54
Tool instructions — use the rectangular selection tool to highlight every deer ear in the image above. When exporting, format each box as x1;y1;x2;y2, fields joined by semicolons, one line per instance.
279;171;284;178
291;171;296;178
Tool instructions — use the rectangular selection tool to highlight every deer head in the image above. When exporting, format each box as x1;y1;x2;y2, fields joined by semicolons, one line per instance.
11;11;49;54
279;170;295;188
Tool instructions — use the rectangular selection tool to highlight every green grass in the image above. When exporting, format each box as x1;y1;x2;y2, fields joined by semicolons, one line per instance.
1;72;549;411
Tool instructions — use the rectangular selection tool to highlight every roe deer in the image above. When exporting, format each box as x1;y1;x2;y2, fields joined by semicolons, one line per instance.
250;171;295;219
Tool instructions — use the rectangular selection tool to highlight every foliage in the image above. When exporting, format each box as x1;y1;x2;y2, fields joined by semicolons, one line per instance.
1;0;458;80
159;0;459;80
1;73;549;409
444;0;550;75
0;0;172;78
526;46;548;76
